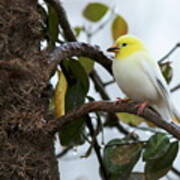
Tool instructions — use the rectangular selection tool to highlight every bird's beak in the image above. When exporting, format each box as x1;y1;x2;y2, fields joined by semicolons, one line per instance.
107;45;120;53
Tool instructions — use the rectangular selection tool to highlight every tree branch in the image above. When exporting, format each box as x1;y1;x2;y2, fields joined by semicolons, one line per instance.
85;115;109;180
47;42;112;75
44;1;113;76
56;145;73;159
172;166;180;177
171;83;180;93
45;101;180;140
158;42;180;64
45;0;76;41
90;70;110;100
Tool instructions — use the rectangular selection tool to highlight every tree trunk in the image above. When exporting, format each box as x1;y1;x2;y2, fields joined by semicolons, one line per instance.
0;0;59;179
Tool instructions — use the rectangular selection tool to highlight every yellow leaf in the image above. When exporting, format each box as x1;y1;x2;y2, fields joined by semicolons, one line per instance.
54;70;68;118
116;113;155;127
111;15;128;41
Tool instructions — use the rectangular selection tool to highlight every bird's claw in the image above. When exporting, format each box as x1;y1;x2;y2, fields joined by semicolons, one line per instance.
115;97;130;104
135;102;148;115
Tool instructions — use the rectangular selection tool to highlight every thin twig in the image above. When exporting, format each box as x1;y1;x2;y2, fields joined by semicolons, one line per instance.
56;145;73;158
86;9;114;37
103;79;115;86
171;84;180;93
158;43;180;64
171;166;180;177
85;115;109;180
90;70;110;100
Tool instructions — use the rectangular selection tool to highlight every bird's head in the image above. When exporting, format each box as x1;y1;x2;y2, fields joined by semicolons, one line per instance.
107;35;146;60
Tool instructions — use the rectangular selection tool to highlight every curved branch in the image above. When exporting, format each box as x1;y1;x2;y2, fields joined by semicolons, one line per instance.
45;101;180;140
47;42;112;75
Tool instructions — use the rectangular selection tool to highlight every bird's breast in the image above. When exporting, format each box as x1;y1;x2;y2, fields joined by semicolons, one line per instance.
112;55;159;103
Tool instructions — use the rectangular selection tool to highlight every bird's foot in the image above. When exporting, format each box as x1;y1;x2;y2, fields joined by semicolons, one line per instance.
115;97;130;104
135;101;148;115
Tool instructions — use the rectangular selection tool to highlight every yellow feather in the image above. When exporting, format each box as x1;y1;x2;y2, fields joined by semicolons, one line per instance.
115;35;146;59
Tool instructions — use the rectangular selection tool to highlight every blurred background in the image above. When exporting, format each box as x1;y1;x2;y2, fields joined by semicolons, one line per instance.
52;0;180;179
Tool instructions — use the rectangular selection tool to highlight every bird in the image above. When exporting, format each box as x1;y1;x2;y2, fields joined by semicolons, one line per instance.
107;34;180;123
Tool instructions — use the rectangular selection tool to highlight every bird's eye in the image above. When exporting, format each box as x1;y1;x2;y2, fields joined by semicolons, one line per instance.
122;43;127;47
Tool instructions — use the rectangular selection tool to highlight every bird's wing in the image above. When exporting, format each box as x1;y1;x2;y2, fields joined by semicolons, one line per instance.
139;53;180;123
139;54;170;102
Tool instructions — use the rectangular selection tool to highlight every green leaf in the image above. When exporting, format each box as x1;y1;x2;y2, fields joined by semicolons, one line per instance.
111;15;128;41
128;172;145;180
59;118;85;146
83;3;109;22
160;62;173;84
63;60;89;110
47;5;59;48
79;56;94;74
59;59;89;146
103;139;143;180
74;26;84;37
145;141;179;180
143;133;170;161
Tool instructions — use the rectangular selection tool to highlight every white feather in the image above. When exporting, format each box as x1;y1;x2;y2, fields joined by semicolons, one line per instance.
112;50;179;122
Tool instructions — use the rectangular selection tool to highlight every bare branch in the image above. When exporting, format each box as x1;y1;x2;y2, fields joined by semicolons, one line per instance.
45;101;180;140
47;42;112;75
90;70;110;100
171;83;180;93
56;145;73;159
172;166;180;177
85;115;109;180
158;43;180;64
103;79;116;86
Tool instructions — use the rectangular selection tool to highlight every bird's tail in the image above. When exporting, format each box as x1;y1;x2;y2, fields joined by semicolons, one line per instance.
151;100;180;124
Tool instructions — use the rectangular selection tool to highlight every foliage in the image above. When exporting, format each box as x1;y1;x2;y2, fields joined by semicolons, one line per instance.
59;59;89;146
103;138;143;180
111;15;128;41
159;62;173;84
83;3;109;22
143;133;179;180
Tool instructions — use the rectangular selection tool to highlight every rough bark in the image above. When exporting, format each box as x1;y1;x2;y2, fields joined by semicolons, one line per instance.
0;0;59;179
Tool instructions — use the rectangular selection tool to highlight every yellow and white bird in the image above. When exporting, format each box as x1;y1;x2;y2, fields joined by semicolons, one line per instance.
107;35;180;123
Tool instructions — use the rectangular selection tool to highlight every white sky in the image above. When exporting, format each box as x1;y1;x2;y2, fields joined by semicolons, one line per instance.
56;0;180;179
